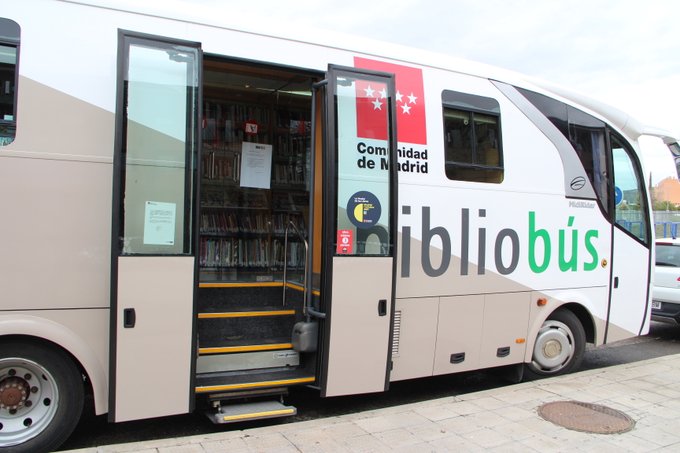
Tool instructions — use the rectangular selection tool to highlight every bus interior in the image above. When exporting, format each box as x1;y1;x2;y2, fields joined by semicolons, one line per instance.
195;57;322;407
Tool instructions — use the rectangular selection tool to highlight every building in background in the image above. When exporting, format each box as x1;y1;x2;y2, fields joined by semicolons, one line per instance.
654;177;680;209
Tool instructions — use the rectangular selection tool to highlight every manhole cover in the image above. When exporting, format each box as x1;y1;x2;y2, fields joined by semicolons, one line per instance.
538;401;635;434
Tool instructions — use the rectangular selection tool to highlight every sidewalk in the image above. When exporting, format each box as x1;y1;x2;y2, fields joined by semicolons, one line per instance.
65;354;680;452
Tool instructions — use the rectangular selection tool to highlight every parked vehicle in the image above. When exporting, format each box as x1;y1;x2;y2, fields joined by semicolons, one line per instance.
652;238;680;324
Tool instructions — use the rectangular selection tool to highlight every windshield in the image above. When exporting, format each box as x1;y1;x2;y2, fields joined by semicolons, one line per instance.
656;243;680;267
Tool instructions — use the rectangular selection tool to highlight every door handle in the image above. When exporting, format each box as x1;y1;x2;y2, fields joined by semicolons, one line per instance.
378;299;387;316
614;276;619;288
123;308;136;328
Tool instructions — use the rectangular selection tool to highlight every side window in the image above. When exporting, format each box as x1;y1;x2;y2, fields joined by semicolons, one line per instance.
517;88;609;211
612;133;649;244
566;106;608;209
0;18;19;146
442;90;503;183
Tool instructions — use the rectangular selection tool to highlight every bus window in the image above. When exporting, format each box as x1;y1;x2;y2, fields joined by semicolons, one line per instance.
0;18;19;146
441;90;503;183
612;133;649;244
567;106;608;209
117;38;200;255
516;87;609;211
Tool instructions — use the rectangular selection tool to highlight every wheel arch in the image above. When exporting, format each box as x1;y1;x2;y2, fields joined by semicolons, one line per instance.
560;302;596;344
0;314;108;415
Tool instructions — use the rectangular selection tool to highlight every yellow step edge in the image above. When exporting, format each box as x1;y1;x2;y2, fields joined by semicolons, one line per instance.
200;282;283;289
222;408;295;422
198;310;295;319
285;282;321;297
199;281;320;296
196;376;315;393
285;282;304;292
199;343;293;354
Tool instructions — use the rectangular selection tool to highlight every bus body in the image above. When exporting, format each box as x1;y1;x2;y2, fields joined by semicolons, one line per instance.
1;1;677;450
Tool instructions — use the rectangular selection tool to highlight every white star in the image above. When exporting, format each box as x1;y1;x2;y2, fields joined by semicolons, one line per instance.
379;88;387;99
396;91;403;103
407;93;418;104
372;98;383;110
363;85;375;98
401;103;411;114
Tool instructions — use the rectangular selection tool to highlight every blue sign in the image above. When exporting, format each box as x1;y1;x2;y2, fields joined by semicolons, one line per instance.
614;186;623;206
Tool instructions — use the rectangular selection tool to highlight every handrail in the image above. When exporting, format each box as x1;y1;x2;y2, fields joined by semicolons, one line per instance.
282;219;309;318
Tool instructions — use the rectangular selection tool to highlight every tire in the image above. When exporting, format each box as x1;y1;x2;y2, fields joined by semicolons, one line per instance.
525;308;585;378
0;340;84;453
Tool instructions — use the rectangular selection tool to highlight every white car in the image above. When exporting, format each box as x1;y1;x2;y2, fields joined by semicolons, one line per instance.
652;238;680;324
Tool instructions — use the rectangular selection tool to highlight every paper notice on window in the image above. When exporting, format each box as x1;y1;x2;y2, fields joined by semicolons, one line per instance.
143;201;176;245
240;142;272;189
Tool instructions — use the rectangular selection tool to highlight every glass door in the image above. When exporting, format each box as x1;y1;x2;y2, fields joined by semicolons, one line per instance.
109;33;201;421
607;133;652;340
319;66;398;396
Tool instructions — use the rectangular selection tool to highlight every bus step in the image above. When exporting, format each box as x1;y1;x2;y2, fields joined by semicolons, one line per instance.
207;400;296;424
197;309;296;319
198;340;294;355
196;368;315;394
196;347;299;374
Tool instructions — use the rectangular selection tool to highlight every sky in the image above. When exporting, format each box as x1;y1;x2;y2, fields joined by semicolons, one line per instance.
187;0;680;183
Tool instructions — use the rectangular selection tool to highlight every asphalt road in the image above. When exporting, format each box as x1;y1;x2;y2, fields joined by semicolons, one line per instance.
58;321;680;451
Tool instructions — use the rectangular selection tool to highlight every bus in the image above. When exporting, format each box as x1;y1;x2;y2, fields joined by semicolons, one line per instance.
1;1;678;451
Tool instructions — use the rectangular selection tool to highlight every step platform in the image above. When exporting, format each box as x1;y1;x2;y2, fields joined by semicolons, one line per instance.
196;368;315;394
207;400;297;424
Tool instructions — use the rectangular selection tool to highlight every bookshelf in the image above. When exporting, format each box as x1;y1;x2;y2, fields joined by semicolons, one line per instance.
199;97;311;283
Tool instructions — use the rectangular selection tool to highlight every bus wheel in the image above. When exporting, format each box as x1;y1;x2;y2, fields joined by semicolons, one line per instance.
0;341;84;452
526;309;585;377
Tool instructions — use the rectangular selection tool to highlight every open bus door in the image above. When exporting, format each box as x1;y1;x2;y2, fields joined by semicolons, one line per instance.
109;33;201;422
315;65;398;397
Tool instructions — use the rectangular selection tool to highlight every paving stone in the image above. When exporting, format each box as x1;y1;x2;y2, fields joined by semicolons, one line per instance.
492;421;538;441
339;433;392;453
405;419;453;442
319;421;370;440
157;445;205;453
200;436;250;453
427;434;486;452
372;427;422;449
459;427;513;449
413;403;461;421
462;395;509;411
494;405;538;422
242;432;298;452
353;411;430;434
630;425;680;448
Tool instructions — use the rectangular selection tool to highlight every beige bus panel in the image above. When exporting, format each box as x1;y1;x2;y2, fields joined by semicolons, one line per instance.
8;77;114;161
114;256;194;422
324;256;392;397
433;295;484;374
478;292;530;368
390;297;438;382
0;157;112;311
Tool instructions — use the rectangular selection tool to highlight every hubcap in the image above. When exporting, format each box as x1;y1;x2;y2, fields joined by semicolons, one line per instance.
532;320;574;373
0;358;59;447
542;338;563;359
0;377;29;410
